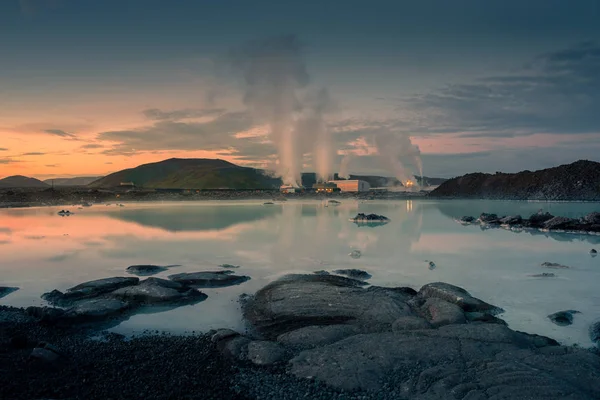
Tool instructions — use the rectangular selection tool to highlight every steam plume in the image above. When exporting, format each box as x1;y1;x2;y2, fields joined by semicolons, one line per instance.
339;154;353;179
231;35;335;187
373;130;422;186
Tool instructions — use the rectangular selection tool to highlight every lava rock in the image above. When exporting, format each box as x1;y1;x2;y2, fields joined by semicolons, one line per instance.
332;269;371;280
210;329;240;343
247;341;286;366
219;264;241;269
29;342;62;363
478;213;500;223
541;262;570;269
277;325;360;348
548;310;580;326
109;277;207;305
168;271;250;288
350;213;390;225
543;216;577;230
417;282;503;314
421;297;466;327
590;321;600;345
591;249;598;256
465;311;508;325
391;316;432;332
126;265;169;276
582;212;600;225
459;216;475;224
529;273;556;278
42;277;139;306
348;250;362;259
499;215;523;225
527;211;555;227
59;298;131;324
0;286;18;299
218;336;251;361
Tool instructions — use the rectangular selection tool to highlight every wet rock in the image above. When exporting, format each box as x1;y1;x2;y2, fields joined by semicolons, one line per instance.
529;272;556;278
425;260;436;270
543;216;577;230
417;282;503;314
313;270;330;276
0;286;18;299
591;249;598;256
219;264;241;269
277;325;360;348
499;215;522;225
348;249;362;259
590;321;600;345
30;344;61;363
263;202;274;205
247;341;286;366
421;297;466;327
42;277;139;306
332;269;371;280
126;265;168;276
109;277;207;305
350;213;390;225
168;271;250;288
9;333;28;349
218;336;250;361
391;316;432;332
541;262;570;269
583;212;600;225
210;329;240;343
527;211;554;227
478;213;500;223
459;216;475;224
242;274;412;339
465;311;507;325
25;306;66;323
59;298;131;323
548;310;580;326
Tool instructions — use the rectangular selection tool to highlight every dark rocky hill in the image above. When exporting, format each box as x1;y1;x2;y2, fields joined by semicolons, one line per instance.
0;175;49;189
430;160;600;200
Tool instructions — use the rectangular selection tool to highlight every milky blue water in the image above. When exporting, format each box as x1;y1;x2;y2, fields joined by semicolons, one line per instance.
0;200;598;346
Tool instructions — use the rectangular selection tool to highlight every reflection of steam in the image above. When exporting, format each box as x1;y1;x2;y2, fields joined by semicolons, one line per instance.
231;35;335;186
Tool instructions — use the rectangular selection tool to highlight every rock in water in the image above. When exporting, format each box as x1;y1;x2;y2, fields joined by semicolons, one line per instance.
168;271;250;288
126;265;169;276
583;212;600;225
42;277;140;306
548;310;580;326
499;215;522;225
59;298;131;324
421;298;466;327
590;321;600;345
417;282;503;314
219;263;241;269
543;216;577;230
529;272;556;278
110;277;207;305
247;341;286;366
350;213;390;225
0;286;19;299
459;216;475;224
242;274;411;338
277;325;360;348
541;262;570;269
527;211;554;227
591;249;598;257
478;213;499;223
332;269;371;280
348;250;362;259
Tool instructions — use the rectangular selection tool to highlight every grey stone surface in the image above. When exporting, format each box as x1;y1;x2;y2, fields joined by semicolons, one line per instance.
541;261;570;269
60;298;131;323
543;216;577;230
242;274;414;338
548;310;580;326
391;316;432;332
126;265;169;276
590;320;600;345
218;336;250;361
168;271;250;288
211;329;240;343
247;341;286;366
332;269;372;280
421;297;466;327
583;212;600;225
109;277;207;305
42;277;139;306
277;324;360;348
0;286;18;299
417;282;502;313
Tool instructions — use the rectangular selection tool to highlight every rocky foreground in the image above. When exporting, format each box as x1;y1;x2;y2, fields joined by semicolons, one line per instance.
2;274;600;399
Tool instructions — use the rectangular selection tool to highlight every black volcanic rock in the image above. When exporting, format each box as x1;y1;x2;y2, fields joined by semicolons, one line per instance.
167;271;250;288
430;160;600;200
0;286;19;299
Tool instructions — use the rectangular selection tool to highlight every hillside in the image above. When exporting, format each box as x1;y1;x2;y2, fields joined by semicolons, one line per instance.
44;176;104;186
88;158;280;189
0;175;49;189
430;160;600;200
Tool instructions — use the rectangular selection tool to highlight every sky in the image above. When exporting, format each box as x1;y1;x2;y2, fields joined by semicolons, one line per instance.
1;0;600;179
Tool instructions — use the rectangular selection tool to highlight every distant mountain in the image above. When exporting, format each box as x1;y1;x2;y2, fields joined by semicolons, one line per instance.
44;176;104;187
88;158;281;189
0;175;50;189
430;160;600;200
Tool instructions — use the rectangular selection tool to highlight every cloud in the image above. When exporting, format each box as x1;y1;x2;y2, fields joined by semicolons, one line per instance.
97;111;255;155
45;164;59;167
0;158;20;164
0;148;7;151
21;152;46;156
401;41;600;139
79;143;105;149
44;129;76;138
142;108;225;121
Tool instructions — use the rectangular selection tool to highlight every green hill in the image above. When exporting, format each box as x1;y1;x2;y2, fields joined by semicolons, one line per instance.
88;158;280;189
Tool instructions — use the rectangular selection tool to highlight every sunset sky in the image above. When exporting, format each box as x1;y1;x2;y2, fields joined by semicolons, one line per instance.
1;0;600;179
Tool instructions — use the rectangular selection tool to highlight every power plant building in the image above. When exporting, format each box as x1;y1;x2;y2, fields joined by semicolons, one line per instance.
328;180;370;192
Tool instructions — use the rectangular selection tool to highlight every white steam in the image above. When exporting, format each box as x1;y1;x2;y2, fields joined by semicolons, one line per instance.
231;35;335;186
374;131;422;186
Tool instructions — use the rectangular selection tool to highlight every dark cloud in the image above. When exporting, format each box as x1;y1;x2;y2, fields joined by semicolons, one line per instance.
80;143;104;149
402;41;600;139
21;152;46;156
0;148;7;151
0;158;19;164
45;164;59;167
97;111;254;155
142;108;225;121
44;129;76;138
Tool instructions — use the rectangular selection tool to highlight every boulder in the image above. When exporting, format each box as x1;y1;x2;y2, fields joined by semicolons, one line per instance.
459;216;475;224
42;277;139;306
109;277;207;305
277;325;360;348
350;213;390;225
465;311;507;325
582;212;600;225
391;316;432;332
30;343;62;363
242;274;414;339
247;341;287;366
210;329;240;343
25;306;66;323
219;264;241;269
529;273;556;278
218;336;251;361
478;213;500;223
332;269;371;280
126;265;169;276
499;215;522;225
421;298;466;327
543;216;577;230
527;211;554;227
0;286;18;299
168;271;250;288
548;310;580;326
541;262;570;269
59;298;131;323
591;249;598;256
589;320;600;345
417;282;503;314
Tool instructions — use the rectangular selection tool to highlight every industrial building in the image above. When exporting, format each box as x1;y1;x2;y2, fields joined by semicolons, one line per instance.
328;180;370;192
312;182;340;193
280;185;304;193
